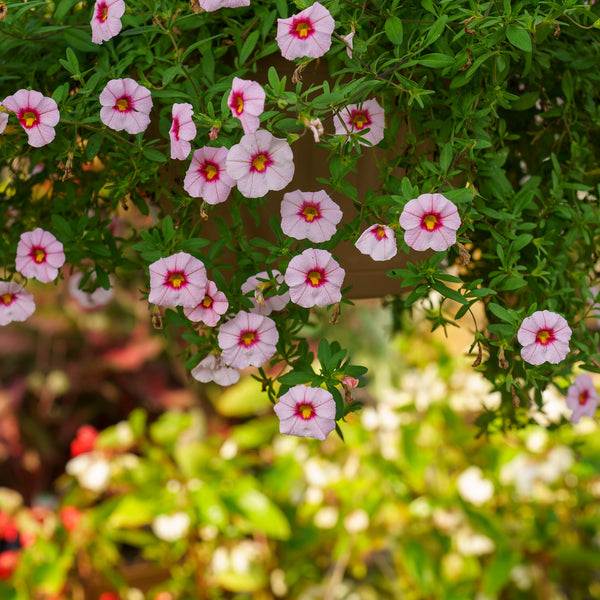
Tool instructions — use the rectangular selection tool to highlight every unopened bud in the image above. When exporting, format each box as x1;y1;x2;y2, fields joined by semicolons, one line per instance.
209;126;219;140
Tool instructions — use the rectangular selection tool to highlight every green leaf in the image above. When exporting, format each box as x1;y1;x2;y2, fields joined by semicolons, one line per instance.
278;370;314;386
142;148;168;162
384;16;404;45
107;495;156;528
488;302;514;323
506;24;532;52
422;14;448;49
66;47;79;74
418;53;455;68
234;487;291;540
240;30;260;65
85;133;103;160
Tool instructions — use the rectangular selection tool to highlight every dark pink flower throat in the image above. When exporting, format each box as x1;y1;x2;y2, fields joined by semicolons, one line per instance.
420;212;442;232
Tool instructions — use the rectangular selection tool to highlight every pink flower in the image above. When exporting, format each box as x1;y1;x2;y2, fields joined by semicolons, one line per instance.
170;103;196;160
342;30;354;58
99;78;152;135
228;78;265;135
355;224;397;261
198;0;250;11
15;228;65;283
276;2;335;61
2;89;60;148
226;130;295;198
284;248;345;308
184;146;235;205
0;103;8;135
280;190;342;243
517;310;572;365
0;282;35;326
241;270;289;315
273;385;336;440
148;252;207;308
191;354;240;386
566;374;599;423
217;311;279;369
399;193;461;251
183;280;228;326
341;376;359;389
308;118;323;142
333;98;385;146
69;271;114;310
90;0;125;45
70;425;99;457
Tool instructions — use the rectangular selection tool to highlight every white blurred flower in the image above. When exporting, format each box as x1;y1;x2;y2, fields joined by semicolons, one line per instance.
538;447;574;484
530;385;571;426
526;429;549;453
304;458;341;488
126;589;144;600
271;568;288;597
220;439;238;460
115;421;134;446
305;486;324;505
500;453;540;496
152;512;191;542
361;406;379;431
66;451;111;493
212;546;230;573
456;466;494;506
314;506;338;529
455;526;495;556
433;508;463;533
510;565;533;590
344;509;369;533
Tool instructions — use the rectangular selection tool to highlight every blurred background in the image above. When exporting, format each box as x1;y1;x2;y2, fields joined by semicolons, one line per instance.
1;272;599;600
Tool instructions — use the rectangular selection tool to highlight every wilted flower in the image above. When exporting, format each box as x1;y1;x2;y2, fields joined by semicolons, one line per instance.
517;310;572;365
184;146;236;205
15;228;65;283
191;354;240;386
565;374;599;423
69;271;114;310
241;270;289;315
276;2;335;60
90;0;125;45
274;385;336;440
308;118;324;142
183;280;228;326
333;98;385;146
169;103;196;160
148;252;207;308
0;282;35;326
280;190;342;243
399;193;461;251
228;78;265;134
2;89;60;147
99;78;152;135
284;248;345;308
217;311;279;369
226;130;294;198
354;224;398;261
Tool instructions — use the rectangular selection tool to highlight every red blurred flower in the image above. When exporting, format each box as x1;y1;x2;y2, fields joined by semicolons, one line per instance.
59;506;83;532
0;550;19;580
70;425;99;457
99;592;120;600
0;512;19;543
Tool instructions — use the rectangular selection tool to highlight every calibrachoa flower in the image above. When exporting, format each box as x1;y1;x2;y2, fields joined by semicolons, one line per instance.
0;103;8;135
217;311;279;369
184;146;235;205
199;0;250;11
149;252;207;308
276;2;335;61
566;374;599;423
15;228;65;283
399;193;461;251
183;280;228;326
2;89;60;147
0;282;35;326
228;77;265;134
69;272;114;310
274;385;336;440
99;78;152;135
517;310;572;365
355;224;398;261
241;270;289;315
333;98;385;146
170;103;196;160
280;190;343;243
342;30;354;58
226;130;295;198
90;0;125;45
191;354;240;386
284;248;345;308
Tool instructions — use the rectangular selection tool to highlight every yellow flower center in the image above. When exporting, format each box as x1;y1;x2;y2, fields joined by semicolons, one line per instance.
116;98;130;112
167;272;186;289
32;248;46;263
99;5;108;22
235;95;244;115
295;21;313;38
297;404;314;419
579;391;589;406
203;163;218;181
352;112;368;130
307;270;323;287
374;226;386;240
252;153;269;172
201;295;213;309
301;205;320;222
240;331;256;347
22;111;38;128
535;329;552;345
422;214;439;231
0;293;14;306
